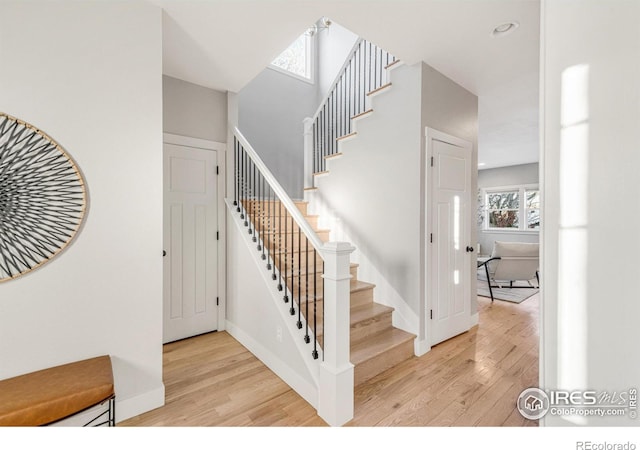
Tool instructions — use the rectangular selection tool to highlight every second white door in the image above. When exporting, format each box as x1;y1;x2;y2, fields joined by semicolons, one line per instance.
163;143;218;343
428;129;473;346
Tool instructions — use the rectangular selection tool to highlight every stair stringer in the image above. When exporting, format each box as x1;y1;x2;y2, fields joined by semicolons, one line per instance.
225;199;321;409
308;63;425;354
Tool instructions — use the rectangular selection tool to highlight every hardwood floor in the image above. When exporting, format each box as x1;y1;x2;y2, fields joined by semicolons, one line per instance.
121;294;539;427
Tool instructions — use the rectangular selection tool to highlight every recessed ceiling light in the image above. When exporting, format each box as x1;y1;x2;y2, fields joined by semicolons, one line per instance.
478;162;486;167
491;22;519;37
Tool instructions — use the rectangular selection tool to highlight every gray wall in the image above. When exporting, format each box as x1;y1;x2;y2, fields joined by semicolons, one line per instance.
477;163;539;256
163;75;228;143
238;67;317;198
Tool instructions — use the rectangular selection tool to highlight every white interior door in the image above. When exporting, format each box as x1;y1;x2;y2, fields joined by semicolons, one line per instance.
428;130;472;346
163;143;218;343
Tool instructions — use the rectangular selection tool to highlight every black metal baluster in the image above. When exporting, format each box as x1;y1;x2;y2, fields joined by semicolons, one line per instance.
267;184;273;272
267;185;282;278
350;58;354;128
257;169;262;250
322;260;325;361
374;43;378;90
289;213;295;316
380;49;384;86
361;42;366;111
297;218;302;329
242;148;247;224
275;189;280;285
312;248;318;359
250;160;255;238
368;41;372;95
233;137;238;208
304;237;310;343
283;206;289;303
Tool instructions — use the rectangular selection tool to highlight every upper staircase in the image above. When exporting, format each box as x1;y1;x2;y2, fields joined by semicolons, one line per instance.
244;198;415;387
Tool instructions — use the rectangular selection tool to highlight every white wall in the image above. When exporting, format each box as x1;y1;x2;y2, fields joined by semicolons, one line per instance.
313;63;423;335
312;61;477;341
477;163;539;255
225;202;319;408
0;1;164;421
163;76;228;143
542;0;640;426
316;20;359;103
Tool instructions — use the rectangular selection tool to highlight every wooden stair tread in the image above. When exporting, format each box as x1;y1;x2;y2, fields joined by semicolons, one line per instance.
262;228;330;236
284;262;358;278
313;170;329;176
336;132;357;142
366;82;392;97
350;327;415;366
350;280;375;293
324;152;343;160
303;187;318;191
350;302;394;324
314;301;394;339
384;59;401;70
286;278;375;302
351;109;373;120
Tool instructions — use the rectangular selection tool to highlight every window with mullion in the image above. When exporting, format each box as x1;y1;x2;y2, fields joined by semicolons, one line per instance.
487;190;520;229
483;185;540;232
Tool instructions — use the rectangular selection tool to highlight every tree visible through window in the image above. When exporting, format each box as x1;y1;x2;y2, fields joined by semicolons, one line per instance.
483;185;540;231
271;32;312;81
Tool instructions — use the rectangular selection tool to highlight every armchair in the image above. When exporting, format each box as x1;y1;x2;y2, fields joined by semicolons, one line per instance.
477;241;539;302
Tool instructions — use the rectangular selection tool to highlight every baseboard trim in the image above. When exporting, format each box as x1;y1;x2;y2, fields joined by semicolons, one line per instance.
115;384;165;423
414;338;430;357
226;320;319;409
470;313;479;327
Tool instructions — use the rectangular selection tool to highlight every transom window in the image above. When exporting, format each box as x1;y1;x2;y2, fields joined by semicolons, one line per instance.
482;185;540;231
270;31;313;82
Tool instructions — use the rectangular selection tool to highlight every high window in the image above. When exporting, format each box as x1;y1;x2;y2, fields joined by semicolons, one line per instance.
270;32;313;82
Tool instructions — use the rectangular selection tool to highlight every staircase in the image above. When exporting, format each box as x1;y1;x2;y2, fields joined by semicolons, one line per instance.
244;198;415;386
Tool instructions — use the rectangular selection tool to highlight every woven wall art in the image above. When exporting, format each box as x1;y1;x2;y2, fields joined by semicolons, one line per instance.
0;113;87;282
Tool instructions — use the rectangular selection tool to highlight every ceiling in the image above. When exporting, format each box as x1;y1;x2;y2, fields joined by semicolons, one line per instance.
150;0;540;169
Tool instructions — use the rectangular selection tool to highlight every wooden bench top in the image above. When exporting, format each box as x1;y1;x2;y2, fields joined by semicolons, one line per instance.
0;355;114;426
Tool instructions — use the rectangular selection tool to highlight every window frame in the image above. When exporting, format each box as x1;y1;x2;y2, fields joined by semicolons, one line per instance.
268;31;315;85
481;184;540;233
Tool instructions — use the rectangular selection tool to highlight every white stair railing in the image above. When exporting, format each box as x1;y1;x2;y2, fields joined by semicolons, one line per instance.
232;127;354;426
304;39;397;187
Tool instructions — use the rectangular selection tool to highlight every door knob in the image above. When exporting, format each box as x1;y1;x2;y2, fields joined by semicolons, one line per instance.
466;246;474;253
163;250;167;257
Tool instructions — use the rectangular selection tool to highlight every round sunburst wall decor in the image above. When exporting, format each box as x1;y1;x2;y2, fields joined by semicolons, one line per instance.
0;113;87;282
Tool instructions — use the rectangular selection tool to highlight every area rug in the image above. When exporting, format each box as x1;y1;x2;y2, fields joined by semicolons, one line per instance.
477;270;538;303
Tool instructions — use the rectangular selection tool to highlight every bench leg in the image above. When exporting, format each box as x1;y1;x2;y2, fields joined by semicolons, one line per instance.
83;395;116;427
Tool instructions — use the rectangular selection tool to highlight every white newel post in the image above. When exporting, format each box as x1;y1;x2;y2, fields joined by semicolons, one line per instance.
303;117;314;189
318;241;355;426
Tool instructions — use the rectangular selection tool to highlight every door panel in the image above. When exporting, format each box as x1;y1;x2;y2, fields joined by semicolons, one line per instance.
430;136;472;346
163;144;218;343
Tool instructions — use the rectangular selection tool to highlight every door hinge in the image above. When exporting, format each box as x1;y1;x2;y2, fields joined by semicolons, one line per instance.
430;156;434;167
430;233;433;243
216;165;219;175
216;297;219;306
430;309;433;320
216;231;219;240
